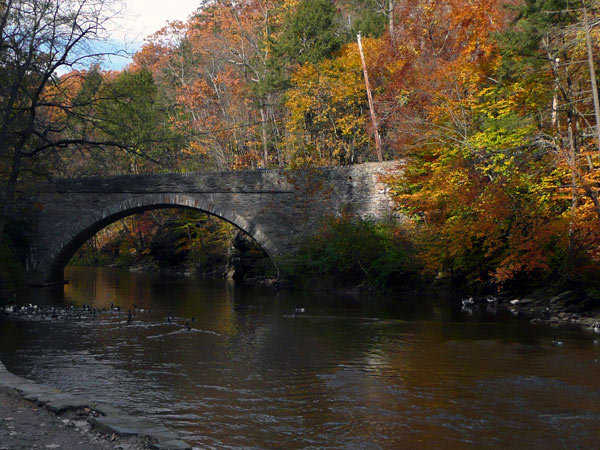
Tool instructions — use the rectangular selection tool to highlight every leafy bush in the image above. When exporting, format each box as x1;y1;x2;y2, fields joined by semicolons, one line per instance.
282;215;419;291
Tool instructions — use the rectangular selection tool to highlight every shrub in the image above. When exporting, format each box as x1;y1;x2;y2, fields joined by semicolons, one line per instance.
282;215;419;291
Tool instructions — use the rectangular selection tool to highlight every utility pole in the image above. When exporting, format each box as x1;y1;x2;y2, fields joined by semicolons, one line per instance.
582;0;600;155
357;32;383;162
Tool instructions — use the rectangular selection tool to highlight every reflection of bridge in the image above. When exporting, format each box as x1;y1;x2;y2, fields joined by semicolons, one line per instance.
23;162;398;284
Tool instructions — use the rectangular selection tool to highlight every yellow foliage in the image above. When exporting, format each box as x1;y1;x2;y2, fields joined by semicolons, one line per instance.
284;39;385;165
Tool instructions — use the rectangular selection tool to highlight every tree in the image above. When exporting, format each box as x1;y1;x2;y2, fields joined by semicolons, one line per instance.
0;0;125;239
284;39;382;166
337;0;387;41
275;0;341;67
500;0;600;265
98;68;184;174
135;0;289;170
382;0;600;286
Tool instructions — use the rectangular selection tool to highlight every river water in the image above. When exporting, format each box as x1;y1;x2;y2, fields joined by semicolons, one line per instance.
1;267;600;448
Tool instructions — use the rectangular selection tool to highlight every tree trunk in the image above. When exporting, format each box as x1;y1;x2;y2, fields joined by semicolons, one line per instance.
260;106;269;167
582;1;600;155
357;32;383;162
388;0;395;40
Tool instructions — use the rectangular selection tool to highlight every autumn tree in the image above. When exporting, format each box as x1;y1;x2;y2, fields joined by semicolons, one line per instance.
381;0;600;287
284;39;384;166
134;0;291;169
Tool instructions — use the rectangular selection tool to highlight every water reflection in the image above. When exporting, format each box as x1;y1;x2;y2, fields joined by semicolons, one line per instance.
0;267;600;448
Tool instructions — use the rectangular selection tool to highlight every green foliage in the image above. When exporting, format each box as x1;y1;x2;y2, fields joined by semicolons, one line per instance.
276;0;341;66
69;250;111;267
340;0;386;41
282;216;419;291
498;0;579;75
172;211;236;270
98;69;184;169
70;210;238;274
114;251;139;268
349;9;386;38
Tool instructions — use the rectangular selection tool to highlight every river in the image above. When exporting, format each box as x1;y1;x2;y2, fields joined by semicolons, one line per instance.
1;267;600;448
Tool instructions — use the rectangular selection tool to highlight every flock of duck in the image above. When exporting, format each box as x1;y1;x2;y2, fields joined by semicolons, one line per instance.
3;299;599;345
460;295;600;345
460;295;505;314
1;302;200;332
461;295;543;313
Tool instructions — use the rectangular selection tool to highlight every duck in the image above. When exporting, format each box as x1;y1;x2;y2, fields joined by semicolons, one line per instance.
294;306;305;314
461;305;473;316
553;334;564;345
510;299;520;306
593;322;600;335
486;296;498;303
461;297;474;307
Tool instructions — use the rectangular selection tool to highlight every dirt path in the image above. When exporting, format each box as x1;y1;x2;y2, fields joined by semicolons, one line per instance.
0;390;145;450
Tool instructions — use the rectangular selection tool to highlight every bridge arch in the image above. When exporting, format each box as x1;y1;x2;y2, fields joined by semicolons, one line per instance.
24;162;397;284
45;193;277;282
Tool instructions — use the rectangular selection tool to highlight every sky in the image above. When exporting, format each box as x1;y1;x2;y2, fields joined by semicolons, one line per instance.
102;0;200;70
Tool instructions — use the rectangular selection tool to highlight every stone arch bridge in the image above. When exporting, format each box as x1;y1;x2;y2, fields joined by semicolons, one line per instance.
22;162;398;284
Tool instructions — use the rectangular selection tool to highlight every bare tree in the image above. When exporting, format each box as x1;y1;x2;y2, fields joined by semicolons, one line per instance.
0;0;124;238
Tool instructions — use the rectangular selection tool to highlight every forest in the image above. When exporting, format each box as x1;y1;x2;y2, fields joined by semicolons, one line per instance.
1;0;600;295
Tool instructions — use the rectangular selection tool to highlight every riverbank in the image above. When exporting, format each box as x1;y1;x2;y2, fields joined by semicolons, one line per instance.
0;389;135;450
461;288;600;335
0;361;192;450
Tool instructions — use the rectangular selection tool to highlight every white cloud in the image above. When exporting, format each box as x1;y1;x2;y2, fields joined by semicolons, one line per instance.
117;0;199;43
102;0;199;68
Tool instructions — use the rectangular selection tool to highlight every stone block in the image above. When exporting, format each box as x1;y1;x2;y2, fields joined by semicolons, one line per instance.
150;440;192;450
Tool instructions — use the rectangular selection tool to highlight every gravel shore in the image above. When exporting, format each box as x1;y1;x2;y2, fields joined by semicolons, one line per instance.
0;389;147;450
0;359;191;450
